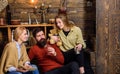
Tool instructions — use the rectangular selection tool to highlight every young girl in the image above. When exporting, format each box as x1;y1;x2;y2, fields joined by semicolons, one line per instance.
55;14;86;74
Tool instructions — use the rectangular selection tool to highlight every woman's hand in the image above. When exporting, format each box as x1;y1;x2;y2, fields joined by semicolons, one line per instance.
24;63;33;69
16;67;28;72
75;44;83;51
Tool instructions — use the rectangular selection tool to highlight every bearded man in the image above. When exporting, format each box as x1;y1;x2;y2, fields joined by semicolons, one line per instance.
28;28;81;74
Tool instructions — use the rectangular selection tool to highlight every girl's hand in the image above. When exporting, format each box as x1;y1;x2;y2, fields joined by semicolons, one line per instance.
75;44;83;51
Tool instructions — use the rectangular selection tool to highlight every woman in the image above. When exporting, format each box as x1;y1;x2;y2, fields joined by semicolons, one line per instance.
0;27;39;74
55;14;86;74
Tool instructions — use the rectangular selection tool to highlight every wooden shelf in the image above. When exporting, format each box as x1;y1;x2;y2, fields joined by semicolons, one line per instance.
0;24;54;28
0;24;55;42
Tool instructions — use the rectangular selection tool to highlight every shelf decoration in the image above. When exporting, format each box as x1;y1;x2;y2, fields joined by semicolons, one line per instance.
31;0;51;24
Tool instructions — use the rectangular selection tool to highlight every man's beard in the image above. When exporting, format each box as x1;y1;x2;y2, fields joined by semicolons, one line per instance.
37;38;47;48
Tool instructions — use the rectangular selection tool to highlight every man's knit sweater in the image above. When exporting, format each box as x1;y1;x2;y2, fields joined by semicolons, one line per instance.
28;44;64;72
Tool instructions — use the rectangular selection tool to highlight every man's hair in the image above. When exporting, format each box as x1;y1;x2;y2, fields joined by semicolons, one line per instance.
32;28;44;37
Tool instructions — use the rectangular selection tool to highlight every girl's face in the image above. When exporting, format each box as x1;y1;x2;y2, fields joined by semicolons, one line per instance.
19;30;29;42
56;18;64;29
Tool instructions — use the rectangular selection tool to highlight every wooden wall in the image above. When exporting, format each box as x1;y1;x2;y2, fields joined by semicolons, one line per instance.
96;0;120;74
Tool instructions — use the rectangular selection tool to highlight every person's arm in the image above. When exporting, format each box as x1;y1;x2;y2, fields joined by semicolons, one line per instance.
54;45;64;64
8;67;17;72
1;42;30;73
8;66;28;72
47;44;64;64
76;27;86;49
28;46;36;60
2;43;18;72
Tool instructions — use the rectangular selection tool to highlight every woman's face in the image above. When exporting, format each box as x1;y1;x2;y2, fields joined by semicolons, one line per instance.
19;30;29;42
56;18;64;29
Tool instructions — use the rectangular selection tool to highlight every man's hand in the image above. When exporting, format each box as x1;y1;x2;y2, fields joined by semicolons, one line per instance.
47;46;56;56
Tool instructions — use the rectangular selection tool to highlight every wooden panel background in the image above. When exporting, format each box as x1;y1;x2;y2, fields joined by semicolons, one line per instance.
96;0;120;74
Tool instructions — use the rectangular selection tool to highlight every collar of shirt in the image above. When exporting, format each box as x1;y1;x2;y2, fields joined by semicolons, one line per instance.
15;41;21;60
60;26;74;32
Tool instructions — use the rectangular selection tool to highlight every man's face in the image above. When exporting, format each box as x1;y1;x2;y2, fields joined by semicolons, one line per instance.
35;31;45;42
35;31;46;47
